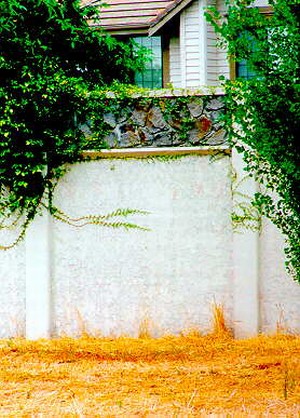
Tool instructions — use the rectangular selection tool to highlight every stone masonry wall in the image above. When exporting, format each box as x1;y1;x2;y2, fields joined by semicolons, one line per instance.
91;93;226;149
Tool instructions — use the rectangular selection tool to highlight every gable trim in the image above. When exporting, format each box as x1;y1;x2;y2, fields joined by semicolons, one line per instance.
149;0;194;36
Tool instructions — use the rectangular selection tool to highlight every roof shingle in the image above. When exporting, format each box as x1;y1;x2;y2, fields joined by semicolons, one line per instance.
81;0;185;34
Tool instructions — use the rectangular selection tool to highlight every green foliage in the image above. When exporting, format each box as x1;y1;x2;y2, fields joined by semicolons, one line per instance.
51;207;150;230
206;0;300;281
0;0;147;244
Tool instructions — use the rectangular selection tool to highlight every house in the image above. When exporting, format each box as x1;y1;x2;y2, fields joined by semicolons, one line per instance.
81;0;270;89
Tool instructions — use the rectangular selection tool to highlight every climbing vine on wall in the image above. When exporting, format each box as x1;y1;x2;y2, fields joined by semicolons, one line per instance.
0;0;225;248
206;0;300;282
0;0;150;246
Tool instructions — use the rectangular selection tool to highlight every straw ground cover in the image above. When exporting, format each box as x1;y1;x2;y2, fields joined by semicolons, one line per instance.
0;332;299;416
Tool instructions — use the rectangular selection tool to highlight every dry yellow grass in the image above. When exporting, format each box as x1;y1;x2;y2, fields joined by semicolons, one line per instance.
0;331;299;417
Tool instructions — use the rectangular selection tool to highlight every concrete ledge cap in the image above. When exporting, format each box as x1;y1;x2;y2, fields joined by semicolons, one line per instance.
82;146;231;159
103;87;225;99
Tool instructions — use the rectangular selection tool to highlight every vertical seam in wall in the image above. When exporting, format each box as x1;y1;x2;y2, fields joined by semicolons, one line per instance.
230;154;235;333
231;148;260;337
257;182;263;334
49;215;54;337
25;210;52;339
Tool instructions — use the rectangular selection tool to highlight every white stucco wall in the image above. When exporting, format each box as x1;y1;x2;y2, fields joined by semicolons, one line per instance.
51;154;233;337
0;148;299;339
259;219;300;334
0;227;26;338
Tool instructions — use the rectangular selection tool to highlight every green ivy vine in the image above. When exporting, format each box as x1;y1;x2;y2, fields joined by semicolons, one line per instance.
0;0;150;247
206;0;300;282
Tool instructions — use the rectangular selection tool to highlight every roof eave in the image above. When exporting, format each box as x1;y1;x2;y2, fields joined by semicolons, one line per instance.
89;23;149;36
104;28;149;36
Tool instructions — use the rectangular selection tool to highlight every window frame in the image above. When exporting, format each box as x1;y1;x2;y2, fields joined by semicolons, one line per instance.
133;35;163;89
230;6;273;81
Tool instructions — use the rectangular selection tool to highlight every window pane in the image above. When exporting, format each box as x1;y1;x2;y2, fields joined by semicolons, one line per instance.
236;59;257;79
236;31;258;80
134;36;162;89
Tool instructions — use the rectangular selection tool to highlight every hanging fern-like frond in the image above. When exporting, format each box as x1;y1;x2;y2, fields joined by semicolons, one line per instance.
49;205;150;230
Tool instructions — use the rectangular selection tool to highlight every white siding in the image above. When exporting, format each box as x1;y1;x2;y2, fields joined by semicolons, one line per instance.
206;0;219;85
167;0;268;88
216;0;226;13
180;0;207;87
252;0;269;6
170;0;230;88
169;36;181;87
206;0;230;82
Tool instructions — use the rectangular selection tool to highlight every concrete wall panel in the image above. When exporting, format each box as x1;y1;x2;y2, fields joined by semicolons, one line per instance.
259;219;300;334
0;229;25;337
51;155;233;336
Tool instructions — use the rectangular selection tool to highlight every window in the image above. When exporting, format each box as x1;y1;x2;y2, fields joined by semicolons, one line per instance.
235;31;258;80
236;59;257;80
235;27;289;80
134;36;163;89
234;7;273;80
